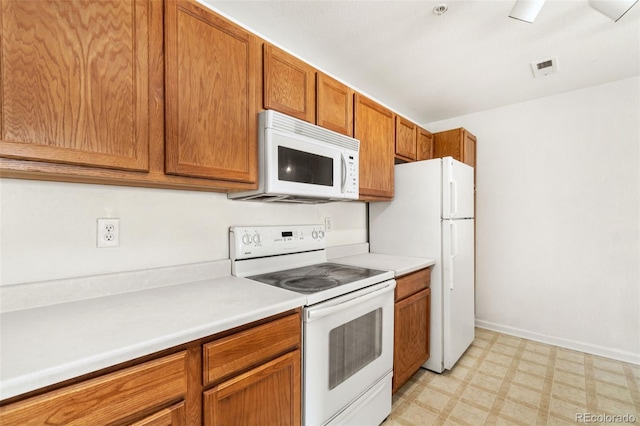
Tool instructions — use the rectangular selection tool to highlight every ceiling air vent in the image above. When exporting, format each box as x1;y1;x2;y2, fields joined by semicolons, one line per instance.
531;57;558;78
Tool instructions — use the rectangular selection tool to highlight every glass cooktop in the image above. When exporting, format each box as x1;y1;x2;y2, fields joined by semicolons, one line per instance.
248;262;387;294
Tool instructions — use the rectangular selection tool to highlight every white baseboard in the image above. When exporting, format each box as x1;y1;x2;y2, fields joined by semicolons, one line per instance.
475;319;640;366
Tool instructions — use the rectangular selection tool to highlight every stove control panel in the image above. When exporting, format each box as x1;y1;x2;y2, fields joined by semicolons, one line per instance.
230;224;326;260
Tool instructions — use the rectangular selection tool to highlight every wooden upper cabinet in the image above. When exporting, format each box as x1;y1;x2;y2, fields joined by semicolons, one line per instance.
316;73;353;137
463;131;477;168
395;116;417;161
264;44;316;123
164;0;259;183
417;127;434;161
354;94;394;200
0;0;151;171
433;128;476;168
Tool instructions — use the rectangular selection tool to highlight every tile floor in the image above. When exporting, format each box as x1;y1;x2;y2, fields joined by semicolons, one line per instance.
384;328;640;425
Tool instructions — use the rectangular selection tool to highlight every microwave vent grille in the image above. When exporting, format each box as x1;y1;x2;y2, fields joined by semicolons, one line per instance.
270;111;359;152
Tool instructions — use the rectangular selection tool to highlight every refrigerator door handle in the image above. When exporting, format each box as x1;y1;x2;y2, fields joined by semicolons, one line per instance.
450;221;457;290
450;179;458;217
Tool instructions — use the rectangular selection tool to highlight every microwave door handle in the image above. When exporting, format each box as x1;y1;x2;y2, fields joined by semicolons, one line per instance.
341;154;347;193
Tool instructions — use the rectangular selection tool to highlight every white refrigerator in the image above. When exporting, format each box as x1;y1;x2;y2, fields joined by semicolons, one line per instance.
369;157;475;373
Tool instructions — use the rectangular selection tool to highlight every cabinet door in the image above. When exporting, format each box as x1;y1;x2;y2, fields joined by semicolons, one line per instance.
0;0;150;171
393;288;430;394
264;44;316;123
395;116;417;161
417;128;434;161
354;94;394;200
165;0;259;183
434;128;463;162
433;127;477;168
204;351;301;426
463;130;477;168
316;73;353;136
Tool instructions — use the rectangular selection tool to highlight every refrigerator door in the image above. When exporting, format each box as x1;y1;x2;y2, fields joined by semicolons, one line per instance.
442;157;475;220
442;218;475;370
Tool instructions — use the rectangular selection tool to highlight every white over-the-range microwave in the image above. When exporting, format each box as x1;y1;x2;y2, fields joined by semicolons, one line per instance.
228;110;359;203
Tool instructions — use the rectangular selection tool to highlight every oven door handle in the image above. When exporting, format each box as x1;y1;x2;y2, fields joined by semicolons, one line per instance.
306;282;395;321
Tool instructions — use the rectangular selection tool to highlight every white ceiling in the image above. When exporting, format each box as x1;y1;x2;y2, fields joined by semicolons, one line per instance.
204;0;640;125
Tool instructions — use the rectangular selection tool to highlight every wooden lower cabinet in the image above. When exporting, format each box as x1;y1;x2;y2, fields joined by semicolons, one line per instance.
202;311;301;426
0;310;302;426
203;351;301;426
0;352;189;426
393;268;431;394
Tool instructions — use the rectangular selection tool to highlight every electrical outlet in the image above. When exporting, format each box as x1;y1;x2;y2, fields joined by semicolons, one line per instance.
97;218;120;248
324;217;333;233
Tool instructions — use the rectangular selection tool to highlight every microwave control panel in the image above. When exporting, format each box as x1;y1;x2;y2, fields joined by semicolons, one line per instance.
230;225;326;260
343;153;358;198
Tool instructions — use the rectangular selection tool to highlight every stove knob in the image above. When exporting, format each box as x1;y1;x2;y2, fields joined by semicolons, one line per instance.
318;230;325;239
312;230;318;239
252;233;261;244
242;233;252;245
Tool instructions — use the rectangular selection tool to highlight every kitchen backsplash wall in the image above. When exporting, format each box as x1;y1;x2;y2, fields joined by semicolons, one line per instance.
0;180;367;285
427;76;640;364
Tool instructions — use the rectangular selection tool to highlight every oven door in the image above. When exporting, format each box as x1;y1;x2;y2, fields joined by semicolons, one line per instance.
265;128;352;199
303;279;395;426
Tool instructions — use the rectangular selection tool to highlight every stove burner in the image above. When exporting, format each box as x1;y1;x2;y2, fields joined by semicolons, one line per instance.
280;276;340;293
247;262;388;295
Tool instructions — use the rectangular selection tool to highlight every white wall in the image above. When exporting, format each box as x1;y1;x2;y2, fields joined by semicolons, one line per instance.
427;76;640;363
0;179;366;285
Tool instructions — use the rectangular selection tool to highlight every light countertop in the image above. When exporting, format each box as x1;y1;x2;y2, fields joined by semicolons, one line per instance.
0;275;305;400
0;248;434;401
330;252;435;277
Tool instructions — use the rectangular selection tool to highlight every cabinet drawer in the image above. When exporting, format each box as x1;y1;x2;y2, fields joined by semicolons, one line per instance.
130;401;186;426
203;313;301;386
395;267;431;301
0;351;188;426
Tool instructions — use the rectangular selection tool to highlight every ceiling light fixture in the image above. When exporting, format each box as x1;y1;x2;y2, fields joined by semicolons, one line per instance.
588;0;639;21
433;4;448;15
510;0;638;23
509;0;546;23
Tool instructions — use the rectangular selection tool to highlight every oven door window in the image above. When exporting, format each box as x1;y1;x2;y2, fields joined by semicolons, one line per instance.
328;308;382;390
278;146;333;186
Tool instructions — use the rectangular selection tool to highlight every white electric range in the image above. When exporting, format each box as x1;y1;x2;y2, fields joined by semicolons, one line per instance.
230;224;396;426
